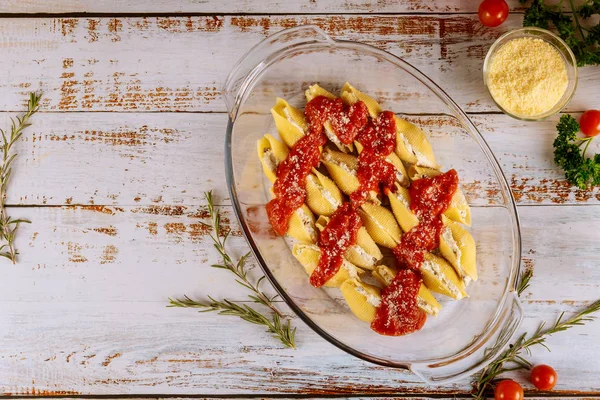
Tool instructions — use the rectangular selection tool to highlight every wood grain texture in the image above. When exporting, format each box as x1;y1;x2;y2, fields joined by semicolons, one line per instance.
0;204;599;395
0;0;529;14
3;112;598;207
0;15;596;114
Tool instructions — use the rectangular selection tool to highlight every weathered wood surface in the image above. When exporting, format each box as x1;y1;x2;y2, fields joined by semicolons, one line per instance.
1;205;599;395
1;0;600;397
0;0;531;15
0;15;596;114
3;112;600;207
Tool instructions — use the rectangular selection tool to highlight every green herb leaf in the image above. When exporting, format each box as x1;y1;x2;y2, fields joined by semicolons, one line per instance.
0;92;42;264
553;114;600;189
168;191;297;349
521;0;600;67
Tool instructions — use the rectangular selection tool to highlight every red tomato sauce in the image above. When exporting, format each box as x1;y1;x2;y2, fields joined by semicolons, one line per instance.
409;169;459;217
309;203;362;287
266;92;461;337
266;96;340;235
351;111;398;204
375;169;459;336
371;269;426;336
330;101;369;144
310;104;397;286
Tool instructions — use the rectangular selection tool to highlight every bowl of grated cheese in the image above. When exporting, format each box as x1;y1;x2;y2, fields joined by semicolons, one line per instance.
483;27;577;121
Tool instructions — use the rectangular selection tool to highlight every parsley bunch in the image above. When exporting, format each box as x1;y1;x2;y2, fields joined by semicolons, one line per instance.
520;0;600;66
553;114;600;188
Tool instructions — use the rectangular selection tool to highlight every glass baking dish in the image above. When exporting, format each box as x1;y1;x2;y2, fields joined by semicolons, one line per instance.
223;25;522;384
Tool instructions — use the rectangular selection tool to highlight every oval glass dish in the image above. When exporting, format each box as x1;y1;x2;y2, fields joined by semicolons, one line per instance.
223;25;522;384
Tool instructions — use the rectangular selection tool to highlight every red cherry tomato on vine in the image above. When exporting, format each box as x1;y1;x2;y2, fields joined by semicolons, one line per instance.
580;110;600;137
479;0;509;27
531;364;557;390
494;380;524;400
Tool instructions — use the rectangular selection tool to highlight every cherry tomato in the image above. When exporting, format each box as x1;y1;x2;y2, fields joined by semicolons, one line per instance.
580;109;600;137
494;380;524;400
531;364;557;390
479;0;510;27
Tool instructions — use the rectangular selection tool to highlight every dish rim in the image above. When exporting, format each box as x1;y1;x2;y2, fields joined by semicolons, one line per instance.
224;26;523;374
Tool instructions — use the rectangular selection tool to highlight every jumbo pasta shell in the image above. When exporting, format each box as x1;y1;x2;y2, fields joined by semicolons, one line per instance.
305;170;343;217
256;134;289;183
339;278;381;322
292;243;363;288
345;227;383;270
387;184;419;232
340;82;383;118
324;121;353;153
420;253;467;300
407;165;441;181
371;265;441;316
358;202;401;249
321;149;360;195
287;205;318;244
417;284;442;316
445;188;472;226
270;97;307;148
316;216;382;270
305;84;337;101
439;215;477;282
354;141;409;187
407;166;471;226
371;264;397;286
394;116;438;168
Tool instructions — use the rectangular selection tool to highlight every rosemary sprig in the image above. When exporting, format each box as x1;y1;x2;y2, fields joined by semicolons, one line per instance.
517;268;533;297
473;298;600;399
169;295;296;348
0;92;42;264
201;191;285;317
168;191;296;349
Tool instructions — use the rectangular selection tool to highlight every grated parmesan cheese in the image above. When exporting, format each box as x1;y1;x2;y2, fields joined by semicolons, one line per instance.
487;37;568;117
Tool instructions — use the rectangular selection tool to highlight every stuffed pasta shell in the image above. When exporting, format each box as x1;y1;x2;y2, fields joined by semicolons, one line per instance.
321;148;360;195
339;278;381;322
394;117;438;169
354;141;409;187
358;202;402;249
305;170;344;217
315;215;383;270
420;253;467;300
387;184;419;232
286;204;318;244
372;264;441;316
408;165;472;226
257;134;289;183
305;84;353;153
439;215;477;283
270;97;307;148
340;82;382;118
257;134;317;243
292;243;364;288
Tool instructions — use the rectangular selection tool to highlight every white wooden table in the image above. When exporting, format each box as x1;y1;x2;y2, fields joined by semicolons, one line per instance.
1;1;599;398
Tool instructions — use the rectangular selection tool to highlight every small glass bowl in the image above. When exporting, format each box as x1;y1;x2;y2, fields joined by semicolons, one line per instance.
483;27;578;121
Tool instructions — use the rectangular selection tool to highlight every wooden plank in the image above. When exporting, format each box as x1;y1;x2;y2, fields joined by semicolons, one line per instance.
0;15;596;114
0;204;599;395
3;112;598;207
0;0;530;14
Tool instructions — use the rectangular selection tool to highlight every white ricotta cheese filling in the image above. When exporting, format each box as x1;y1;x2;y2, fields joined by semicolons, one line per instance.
355;285;382;307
